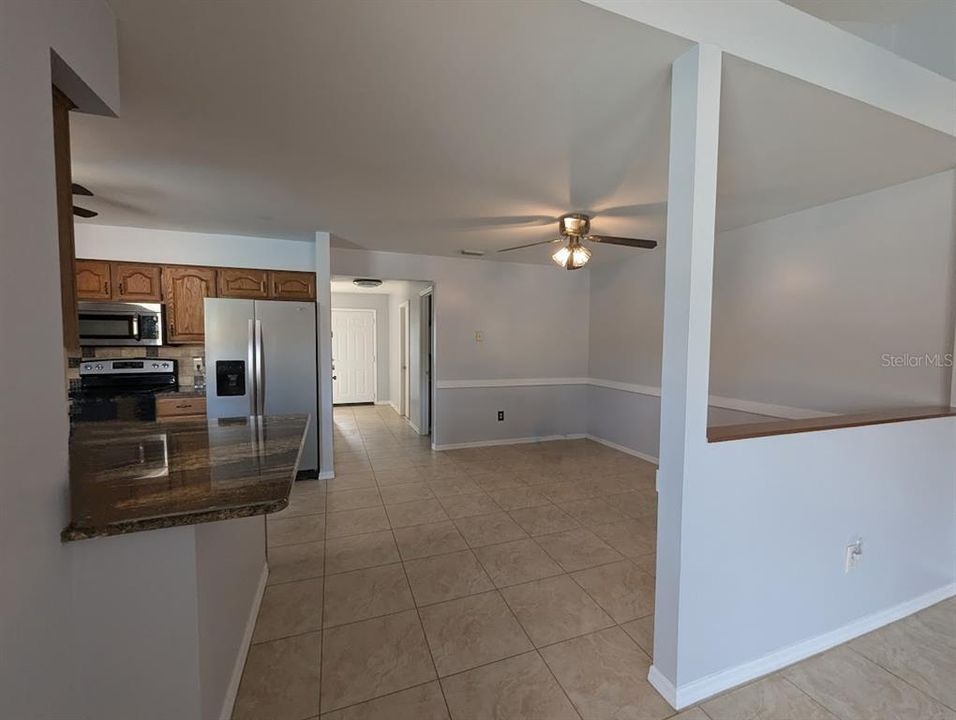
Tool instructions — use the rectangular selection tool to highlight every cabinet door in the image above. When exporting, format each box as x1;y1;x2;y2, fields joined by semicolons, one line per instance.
270;271;316;301
75;259;112;300
112;262;162;301
218;267;269;299
162;266;217;343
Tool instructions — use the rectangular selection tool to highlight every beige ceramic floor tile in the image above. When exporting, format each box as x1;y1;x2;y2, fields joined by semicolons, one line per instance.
441;651;579;720
473;538;564;588
393;521;469;560
454;512;529;548
275;490;327;519
472;473;524;492
702;675;838;720
669;709;710;720
325;530;400;575
557;498;628;526
572;560;654;624
252;577;323;643
404;549;494;606
605;489;657;519
267;541;324;585
386;498;450;528
784;646;956;720
437;492;502;519
535;528;623;572
327;487;383;512
233;631;321;720
379;482;436;505
420;590;533;676
320;681;449;720
620;616;654;656
850;612;956;710
324;474;377;492
541;627;673;720
321;609;436;712
428;477;484;497
632;552;656;577
323;563;414;627
268;514;326;548
501;574;615;647
326;506;391;538
590;521;656;558
539;480;596;503
508;504;580;536
487;486;552;510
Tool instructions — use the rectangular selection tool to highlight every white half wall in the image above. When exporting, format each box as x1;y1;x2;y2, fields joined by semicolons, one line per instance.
586;170;956;460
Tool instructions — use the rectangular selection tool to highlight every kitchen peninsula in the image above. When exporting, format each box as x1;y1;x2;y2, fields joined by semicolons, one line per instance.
64;414;310;720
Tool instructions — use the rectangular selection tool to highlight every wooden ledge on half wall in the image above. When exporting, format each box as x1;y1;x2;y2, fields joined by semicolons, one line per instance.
707;405;956;443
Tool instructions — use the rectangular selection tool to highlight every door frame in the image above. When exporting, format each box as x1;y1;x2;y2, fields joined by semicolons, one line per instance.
399;300;410;418
330;307;377;405
418;286;434;436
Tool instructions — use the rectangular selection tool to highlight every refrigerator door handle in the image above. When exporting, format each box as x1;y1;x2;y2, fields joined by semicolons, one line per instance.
247;319;257;416
255;319;264;416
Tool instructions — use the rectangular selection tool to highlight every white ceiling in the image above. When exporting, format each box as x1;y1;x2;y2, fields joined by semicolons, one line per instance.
70;0;955;266
330;278;413;296
783;0;932;23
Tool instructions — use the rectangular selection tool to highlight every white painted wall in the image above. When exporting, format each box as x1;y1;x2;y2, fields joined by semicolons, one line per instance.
331;292;390;402
75;223;315;270
331;248;591;447
830;0;956;81
0;2;119;717
586;170;956;460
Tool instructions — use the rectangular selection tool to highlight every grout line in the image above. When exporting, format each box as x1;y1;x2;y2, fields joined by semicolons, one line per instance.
845;645;956;714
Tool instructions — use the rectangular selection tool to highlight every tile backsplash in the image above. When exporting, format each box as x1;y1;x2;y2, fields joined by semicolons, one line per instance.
68;344;206;390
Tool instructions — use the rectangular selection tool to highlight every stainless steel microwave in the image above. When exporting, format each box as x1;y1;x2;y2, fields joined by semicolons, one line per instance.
77;302;164;346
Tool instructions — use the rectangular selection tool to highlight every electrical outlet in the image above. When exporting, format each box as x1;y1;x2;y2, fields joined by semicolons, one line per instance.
497;410;504;422
844;538;863;573
192;356;205;375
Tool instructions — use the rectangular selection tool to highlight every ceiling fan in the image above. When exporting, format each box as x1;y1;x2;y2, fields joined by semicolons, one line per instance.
496;213;657;270
72;183;98;218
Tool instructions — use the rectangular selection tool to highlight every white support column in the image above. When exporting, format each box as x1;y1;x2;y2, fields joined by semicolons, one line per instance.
315;232;335;479
650;43;722;707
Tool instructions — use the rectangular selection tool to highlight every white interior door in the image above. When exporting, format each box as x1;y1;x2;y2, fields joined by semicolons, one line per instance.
331;309;376;404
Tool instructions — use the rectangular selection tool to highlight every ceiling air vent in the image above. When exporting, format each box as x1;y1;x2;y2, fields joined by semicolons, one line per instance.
353;278;383;288
460;250;484;257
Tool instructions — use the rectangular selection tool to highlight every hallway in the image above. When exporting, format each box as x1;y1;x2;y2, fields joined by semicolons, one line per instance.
233;405;956;720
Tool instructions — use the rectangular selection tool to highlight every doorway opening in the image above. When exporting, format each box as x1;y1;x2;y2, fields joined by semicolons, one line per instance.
330;276;435;439
331;308;376;405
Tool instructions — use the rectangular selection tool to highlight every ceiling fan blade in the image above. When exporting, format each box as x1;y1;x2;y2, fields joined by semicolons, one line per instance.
72;183;94;197
72;205;98;218
497;237;562;253
449;214;557;230
587;234;657;249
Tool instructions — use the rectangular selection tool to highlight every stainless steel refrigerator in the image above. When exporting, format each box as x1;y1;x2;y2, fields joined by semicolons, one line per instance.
204;298;318;472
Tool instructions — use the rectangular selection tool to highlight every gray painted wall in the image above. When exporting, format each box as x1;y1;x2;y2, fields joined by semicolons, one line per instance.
331;292;390;403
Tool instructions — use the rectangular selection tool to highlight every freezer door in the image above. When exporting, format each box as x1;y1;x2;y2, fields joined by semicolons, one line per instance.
254;300;318;471
204;298;256;420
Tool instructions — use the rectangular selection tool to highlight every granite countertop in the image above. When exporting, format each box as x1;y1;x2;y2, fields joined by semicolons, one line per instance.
63;414;309;542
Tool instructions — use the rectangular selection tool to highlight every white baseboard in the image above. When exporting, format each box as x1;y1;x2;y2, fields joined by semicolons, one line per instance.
219;562;269;720
585;433;659;464
433;433;587;451
318;469;335;480
408;419;422;434
374;401;391;406
388;401;401;414
650;581;956;710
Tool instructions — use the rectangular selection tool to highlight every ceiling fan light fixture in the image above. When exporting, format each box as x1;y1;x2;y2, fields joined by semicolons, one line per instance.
559;213;590;237
552;239;590;270
353;278;383;288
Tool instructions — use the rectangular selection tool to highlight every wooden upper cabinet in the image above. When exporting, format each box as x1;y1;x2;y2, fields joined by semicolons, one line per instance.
162;266;217;343
75;259;112;300
111;262;162;301
270;271;315;301
219;267;270;299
